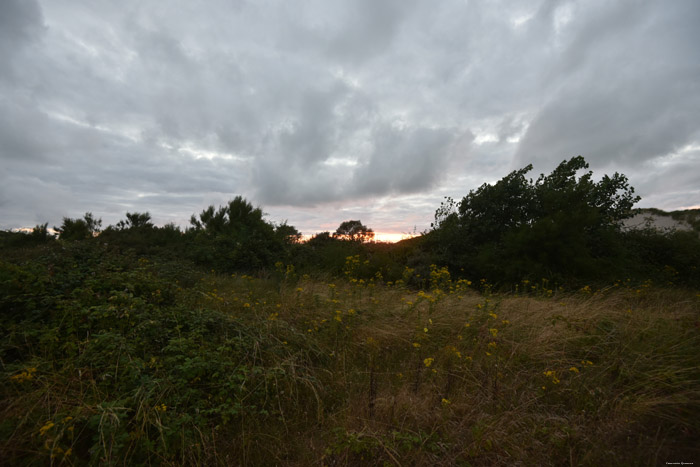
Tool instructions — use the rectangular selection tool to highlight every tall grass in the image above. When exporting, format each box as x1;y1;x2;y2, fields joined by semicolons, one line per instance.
1;244;698;465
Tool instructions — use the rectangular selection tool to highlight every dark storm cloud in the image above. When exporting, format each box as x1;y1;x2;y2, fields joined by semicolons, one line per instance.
1;0;698;234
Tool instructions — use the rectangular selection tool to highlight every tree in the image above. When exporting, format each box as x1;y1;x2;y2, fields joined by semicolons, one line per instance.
30;223;53;242
190;196;267;234
431;156;640;283
188;196;288;271
55;212;102;241
333;220;375;243
275;222;302;245
116;212;153;230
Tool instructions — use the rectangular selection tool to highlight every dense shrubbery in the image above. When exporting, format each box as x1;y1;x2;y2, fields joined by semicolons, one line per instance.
2;175;699;464
1;238;698;465
621;228;700;285
6;162;699;289
0;242;322;464
186;196;298;272
428;156;641;284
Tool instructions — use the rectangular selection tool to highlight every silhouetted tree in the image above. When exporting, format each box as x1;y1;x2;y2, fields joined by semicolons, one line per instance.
275;222;302;244
55;212;102;241
333;220;375;243
116;212;153;230
30;223;53;242
188;196;287;271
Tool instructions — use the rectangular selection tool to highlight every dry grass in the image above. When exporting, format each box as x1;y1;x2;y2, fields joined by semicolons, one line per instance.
3;264;699;465
260;279;700;466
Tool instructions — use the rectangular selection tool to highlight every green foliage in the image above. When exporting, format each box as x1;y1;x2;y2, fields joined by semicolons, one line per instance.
55;212;102;241
1;238;698;465
187;196;287;271
621;228;700;286
431;156;641;284
294;232;361;275
0;242;318;464
0;224;55;249
99;213;185;258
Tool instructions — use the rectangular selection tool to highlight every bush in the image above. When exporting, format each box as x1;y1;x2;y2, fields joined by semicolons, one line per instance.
430;156;640;285
186;196;289;272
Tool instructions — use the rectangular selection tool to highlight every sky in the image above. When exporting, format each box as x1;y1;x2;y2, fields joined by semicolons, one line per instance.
1;0;699;241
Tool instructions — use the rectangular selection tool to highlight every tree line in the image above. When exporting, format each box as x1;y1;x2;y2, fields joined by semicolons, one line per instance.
3;157;698;288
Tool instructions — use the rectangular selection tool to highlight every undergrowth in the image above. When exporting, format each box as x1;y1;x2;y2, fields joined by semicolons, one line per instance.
1;243;699;465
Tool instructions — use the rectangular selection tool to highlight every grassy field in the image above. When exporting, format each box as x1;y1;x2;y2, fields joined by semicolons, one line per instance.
1;243;699;465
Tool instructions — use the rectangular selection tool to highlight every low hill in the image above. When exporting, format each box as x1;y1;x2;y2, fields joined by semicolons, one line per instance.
623;208;700;234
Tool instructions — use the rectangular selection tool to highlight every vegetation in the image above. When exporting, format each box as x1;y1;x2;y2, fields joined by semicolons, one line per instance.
54;212;102;241
333;220;375;243
429;156;641;284
1;156;699;465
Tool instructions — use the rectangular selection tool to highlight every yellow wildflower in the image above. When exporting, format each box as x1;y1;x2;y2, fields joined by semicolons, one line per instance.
423;357;434;367
39;421;54;436
489;328;498;337
10;367;37;383
412;342;421;348
543;370;560;384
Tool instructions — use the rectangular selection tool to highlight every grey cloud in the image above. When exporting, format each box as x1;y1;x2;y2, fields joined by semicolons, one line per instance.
515;1;700;173
629;148;700;210
496;115;527;144
0;0;44;81
1;0;698;234
0;0;43;42
352;125;455;196
325;0;417;64
515;77;700;170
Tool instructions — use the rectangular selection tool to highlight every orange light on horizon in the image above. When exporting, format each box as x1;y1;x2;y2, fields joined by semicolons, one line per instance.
373;232;414;243
299;232;418;244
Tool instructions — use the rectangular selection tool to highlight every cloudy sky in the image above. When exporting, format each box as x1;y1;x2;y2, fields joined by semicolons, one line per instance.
2;0;699;240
